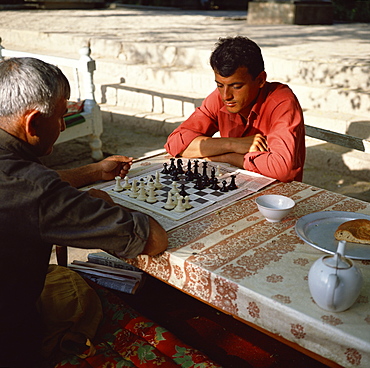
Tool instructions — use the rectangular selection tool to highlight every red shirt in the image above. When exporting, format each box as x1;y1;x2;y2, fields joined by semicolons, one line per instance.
165;82;305;182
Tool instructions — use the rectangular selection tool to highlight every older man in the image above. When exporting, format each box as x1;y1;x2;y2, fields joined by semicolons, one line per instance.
0;57;167;367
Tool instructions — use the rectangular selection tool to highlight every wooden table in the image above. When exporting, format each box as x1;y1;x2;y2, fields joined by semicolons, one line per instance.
98;155;370;368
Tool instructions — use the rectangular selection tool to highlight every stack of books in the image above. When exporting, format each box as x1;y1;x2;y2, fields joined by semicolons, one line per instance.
69;252;144;294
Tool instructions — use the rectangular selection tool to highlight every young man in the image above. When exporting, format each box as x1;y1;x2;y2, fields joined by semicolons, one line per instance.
0;57;168;367
165;36;305;182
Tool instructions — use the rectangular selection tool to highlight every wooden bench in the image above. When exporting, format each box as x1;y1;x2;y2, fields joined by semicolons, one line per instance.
0;39;104;161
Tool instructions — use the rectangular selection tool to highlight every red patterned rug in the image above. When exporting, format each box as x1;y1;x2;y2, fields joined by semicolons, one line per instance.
117;275;330;368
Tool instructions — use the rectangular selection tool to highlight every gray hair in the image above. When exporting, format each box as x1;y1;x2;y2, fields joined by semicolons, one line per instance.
0;57;70;120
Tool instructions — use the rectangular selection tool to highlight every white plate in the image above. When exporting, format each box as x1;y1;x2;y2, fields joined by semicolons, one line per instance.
295;211;370;260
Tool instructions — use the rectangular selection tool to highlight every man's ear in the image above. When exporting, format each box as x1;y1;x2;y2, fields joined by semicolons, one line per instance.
257;71;267;88
24;110;42;137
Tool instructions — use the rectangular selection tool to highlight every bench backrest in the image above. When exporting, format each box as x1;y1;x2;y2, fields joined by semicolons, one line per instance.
305;125;370;154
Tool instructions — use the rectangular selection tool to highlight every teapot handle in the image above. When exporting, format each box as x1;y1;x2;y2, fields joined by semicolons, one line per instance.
326;273;338;309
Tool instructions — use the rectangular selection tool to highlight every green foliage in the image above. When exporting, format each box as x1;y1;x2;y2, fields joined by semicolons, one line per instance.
333;0;370;22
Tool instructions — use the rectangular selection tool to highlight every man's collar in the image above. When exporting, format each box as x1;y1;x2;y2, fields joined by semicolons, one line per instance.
249;83;269;118
0;128;40;162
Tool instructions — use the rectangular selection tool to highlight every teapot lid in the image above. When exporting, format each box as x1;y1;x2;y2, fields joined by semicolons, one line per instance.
323;253;352;269
323;240;352;269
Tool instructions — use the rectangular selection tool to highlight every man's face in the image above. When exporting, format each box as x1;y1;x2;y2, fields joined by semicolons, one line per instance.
34;97;67;156
214;66;266;118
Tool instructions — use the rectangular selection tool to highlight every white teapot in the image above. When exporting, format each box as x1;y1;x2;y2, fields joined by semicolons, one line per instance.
308;241;363;312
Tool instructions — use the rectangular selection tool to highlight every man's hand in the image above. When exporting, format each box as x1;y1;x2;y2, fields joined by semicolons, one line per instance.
57;155;133;188
229;134;268;154
98;155;133;181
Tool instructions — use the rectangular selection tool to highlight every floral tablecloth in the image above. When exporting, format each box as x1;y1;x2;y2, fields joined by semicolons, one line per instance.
128;180;370;368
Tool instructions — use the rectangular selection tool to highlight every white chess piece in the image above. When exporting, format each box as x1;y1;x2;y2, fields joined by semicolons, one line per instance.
170;181;179;195
154;171;163;189
183;196;192;209
122;176;131;190
146;186;157;203
146;180;155;192
113;176;123;192
137;182;147;201
127;179;139;198
164;192;176;210
216;165;221;176
145;176;154;190
173;195;185;212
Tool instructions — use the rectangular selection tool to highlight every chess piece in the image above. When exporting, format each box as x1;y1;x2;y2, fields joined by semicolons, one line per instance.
113;176;123;192
154;171;163;189
210;178;220;190
164;192;176;210
215;165;221;176
146;186;157;203
146;176;155;190
194;176;205;190
179;183;188;197
168;158;177;176
171;171;180;181
177;158;184;174
228;175;238;190
146;179;155;192
193;160;200;179
173;195;185;213
220;180;229;192
161;162;169;174
209;167;216;185
127;179;139;198
185;159;193;181
170;181;179;195
183;196;192;209
201;161;210;186
137;182;147;201
122;176;131;190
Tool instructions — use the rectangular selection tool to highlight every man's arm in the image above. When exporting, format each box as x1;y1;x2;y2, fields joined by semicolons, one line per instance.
88;188;168;256
57;155;133;188
141;217;168;256
204;152;245;168
181;135;268;163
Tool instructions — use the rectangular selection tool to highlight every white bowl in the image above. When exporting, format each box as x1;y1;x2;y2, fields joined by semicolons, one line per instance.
255;195;295;223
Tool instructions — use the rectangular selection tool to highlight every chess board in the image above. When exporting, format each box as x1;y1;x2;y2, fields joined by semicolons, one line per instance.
103;161;250;221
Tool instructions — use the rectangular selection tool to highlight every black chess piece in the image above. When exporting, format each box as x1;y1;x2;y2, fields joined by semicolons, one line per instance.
210;178;220;190
176;158;184;174
209;167;216;185
220;180;229;192
169;158;177;176
171;171;180;181
193;160;200;179
187;159;192;171
194;176;205;190
228;175;238;190
161;162;169;174
201;161;210;186
179;184;188;197
185;159;193;181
